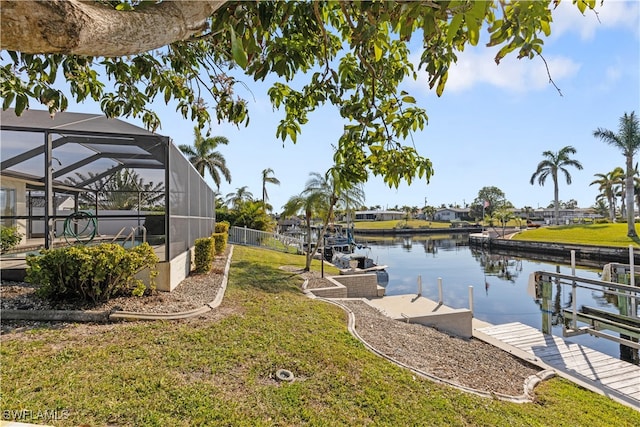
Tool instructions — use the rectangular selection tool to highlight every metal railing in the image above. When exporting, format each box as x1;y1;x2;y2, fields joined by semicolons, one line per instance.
228;226;304;254
536;270;639;349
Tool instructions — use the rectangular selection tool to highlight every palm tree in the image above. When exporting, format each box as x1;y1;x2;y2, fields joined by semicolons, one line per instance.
296;169;366;270
592;199;609;219
590;168;624;222
593;111;640;237
303;170;365;229
281;191;326;271
529;146;583;225
261;168;280;211
225;186;254;210
65;168;164;210
179;127;232;189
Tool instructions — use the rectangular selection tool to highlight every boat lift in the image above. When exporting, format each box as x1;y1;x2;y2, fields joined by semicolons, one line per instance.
533;247;640;357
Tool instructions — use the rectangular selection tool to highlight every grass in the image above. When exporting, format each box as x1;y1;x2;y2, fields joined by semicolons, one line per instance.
2;246;639;426
352;219;452;230
512;223;640;248
352;219;640;248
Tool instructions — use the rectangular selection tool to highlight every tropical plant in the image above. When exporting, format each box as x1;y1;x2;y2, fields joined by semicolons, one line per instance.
27;243;158;303
281;191;326;271
225;186;254;210
179;127;231;189
470;186;509;219
590;168;624;222
422;205;437;221
282;169;365;271
522;206;535;221
261;168;280;211
0;225;22;253
302;169;365;264
233;200;274;231
593;111;640;237
491;206;515;238
529;146;583;225
65;168;165;210
2;1;598;192
592;199;610;220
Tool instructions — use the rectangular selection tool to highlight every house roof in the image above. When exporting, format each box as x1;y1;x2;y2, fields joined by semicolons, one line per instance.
355;210;405;215
1;109;168;192
435;207;469;213
1;109;159;136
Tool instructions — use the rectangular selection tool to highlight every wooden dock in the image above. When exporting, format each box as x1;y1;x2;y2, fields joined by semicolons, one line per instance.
474;322;639;410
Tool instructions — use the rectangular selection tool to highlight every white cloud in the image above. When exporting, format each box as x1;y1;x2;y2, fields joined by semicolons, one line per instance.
551;0;640;41
409;48;581;94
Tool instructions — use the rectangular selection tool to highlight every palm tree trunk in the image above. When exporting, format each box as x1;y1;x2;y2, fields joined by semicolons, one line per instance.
554;180;560;225
608;195;615;221
304;214;313;271
626;156;637;237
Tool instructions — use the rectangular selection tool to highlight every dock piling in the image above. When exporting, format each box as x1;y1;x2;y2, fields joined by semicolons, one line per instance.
571;250;577;330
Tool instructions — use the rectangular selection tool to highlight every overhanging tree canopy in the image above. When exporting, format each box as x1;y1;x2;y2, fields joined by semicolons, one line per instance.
0;0;597;190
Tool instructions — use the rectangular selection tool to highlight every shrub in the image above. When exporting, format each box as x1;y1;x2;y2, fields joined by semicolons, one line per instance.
215;221;230;234
27;243;159;304
1;225;22;253
212;232;227;255
194;237;214;273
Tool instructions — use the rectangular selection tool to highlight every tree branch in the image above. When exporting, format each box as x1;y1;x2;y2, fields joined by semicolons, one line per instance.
1;0;226;56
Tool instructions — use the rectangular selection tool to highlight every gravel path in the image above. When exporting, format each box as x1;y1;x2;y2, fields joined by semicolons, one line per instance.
1;247;543;398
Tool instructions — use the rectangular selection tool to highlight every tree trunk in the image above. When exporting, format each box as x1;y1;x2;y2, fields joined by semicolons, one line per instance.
1;0;225;56
553;178;560;226
626;155;637;237
609;196;615;222
304;215;313;271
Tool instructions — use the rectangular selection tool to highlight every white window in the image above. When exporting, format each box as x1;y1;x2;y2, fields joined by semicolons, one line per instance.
1;188;16;227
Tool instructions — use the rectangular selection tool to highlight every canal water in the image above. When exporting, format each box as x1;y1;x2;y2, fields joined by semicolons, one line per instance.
351;233;638;364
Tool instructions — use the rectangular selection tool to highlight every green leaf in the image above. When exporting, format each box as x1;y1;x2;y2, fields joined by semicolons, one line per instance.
540;19;551;37
374;44;383;62
230;27;248;69
14;93;27;115
3;92;15;110
115;2;133;11
446;13;464;44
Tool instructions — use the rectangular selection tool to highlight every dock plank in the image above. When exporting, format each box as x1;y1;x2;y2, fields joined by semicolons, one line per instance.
477;322;640;410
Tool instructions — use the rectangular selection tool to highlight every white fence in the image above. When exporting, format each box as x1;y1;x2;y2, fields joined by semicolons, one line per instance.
228;226;304;254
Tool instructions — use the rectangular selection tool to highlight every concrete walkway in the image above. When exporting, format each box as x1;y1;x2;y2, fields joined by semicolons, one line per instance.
362;293;639;411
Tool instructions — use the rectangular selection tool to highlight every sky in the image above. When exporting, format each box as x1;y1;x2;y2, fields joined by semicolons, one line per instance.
37;1;640;213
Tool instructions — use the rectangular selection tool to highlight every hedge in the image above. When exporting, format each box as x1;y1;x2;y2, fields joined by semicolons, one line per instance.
26;243;158;304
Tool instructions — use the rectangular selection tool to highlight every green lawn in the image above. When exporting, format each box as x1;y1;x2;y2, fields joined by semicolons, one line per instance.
352;219;640;249
351;219;452;230
1;246;638;426
512;223;640;248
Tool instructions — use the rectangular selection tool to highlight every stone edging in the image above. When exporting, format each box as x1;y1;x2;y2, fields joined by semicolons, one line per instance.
2;245;234;323
303;286;555;403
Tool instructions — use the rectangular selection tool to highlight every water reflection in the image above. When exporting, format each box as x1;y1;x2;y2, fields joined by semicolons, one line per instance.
353;233;638;364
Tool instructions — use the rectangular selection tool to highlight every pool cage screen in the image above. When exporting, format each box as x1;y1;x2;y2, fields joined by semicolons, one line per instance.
0;109;216;263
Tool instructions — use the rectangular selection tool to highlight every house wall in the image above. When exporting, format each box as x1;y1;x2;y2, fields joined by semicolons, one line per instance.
378;213;405;221
0;176;26;245
154;248;193;292
435;210;456;221
354;211;405;221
